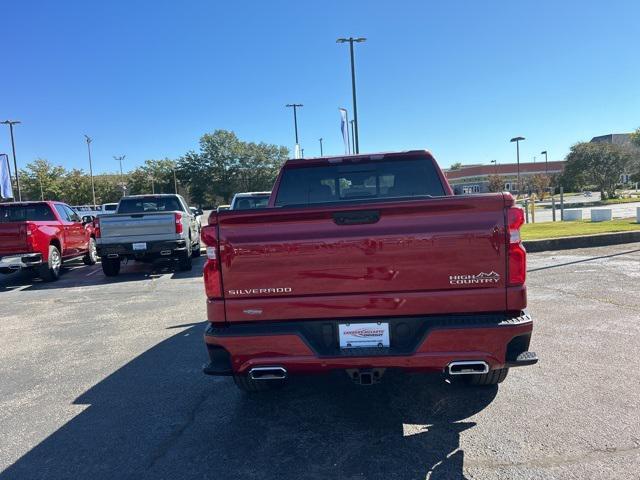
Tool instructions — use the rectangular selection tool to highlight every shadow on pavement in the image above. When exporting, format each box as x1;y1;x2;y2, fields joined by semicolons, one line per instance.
1;324;497;480
0;257;205;293
527;247;640;273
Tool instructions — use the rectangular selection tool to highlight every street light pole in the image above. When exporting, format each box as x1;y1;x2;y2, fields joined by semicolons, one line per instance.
541;150;548;175
349;120;355;154
114;155;126;196
337;37;366;154
172;164;178;194
285;104;303;156
84;135;97;208
491;159;498;174
319;138;324;156
510;136;525;195
1;120;22;201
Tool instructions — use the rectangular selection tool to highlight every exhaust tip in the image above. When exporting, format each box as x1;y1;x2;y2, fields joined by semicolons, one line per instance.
447;361;489;375
249;366;287;381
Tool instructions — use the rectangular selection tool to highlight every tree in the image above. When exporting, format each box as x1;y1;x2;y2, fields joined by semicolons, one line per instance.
60;169;93;205
449;162;463;171
20;159;66;201
530;174;551;200
176;130;289;206
631;128;640;148
487;174;503;192
128;159;177;196
561;142;631;199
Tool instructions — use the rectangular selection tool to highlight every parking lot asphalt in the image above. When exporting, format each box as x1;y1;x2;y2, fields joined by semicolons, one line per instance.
1;244;639;479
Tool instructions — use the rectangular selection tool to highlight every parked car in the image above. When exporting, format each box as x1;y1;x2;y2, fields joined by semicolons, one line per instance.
200;150;537;391
190;207;203;229
0;201;97;281
95;194;200;276
101;203;118;214
216;205;230;212
72;204;103;217
229;191;270;210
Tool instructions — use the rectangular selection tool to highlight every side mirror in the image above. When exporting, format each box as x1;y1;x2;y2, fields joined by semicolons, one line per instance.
82;215;95;224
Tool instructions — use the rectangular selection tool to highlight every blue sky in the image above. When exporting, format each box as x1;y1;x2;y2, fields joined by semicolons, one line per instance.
1;1;639;174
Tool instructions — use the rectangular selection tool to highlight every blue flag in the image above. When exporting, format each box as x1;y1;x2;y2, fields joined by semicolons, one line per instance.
0;154;13;199
339;108;349;154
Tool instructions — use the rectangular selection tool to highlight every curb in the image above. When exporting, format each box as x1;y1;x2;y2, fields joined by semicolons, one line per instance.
523;230;640;252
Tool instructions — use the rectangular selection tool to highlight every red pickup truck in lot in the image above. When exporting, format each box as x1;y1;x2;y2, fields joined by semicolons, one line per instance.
0;201;97;281
200;150;537;391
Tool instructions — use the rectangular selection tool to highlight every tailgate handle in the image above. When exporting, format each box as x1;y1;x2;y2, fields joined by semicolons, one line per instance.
333;210;380;226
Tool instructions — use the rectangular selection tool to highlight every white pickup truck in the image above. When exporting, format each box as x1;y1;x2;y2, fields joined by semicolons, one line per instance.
95;194;200;276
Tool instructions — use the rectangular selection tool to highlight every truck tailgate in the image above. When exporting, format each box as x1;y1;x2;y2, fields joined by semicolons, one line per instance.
99;213;176;239
0;223;28;255
217;195;509;322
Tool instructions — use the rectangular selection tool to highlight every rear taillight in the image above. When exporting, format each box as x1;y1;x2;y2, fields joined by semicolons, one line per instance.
507;207;526;286
94;217;101;238
201;224;222;298
175;213;183;234
25;223;38;251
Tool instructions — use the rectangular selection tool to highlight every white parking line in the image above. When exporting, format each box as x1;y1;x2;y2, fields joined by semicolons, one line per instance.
86;268;100;277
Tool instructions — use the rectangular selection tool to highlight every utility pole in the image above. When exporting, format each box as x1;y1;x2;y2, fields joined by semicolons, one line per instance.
114;155;126;196
84;135;97;208
337;37;366;154
172;164;178;193
151;176;155;194
491;159;498;174
38;173;44;200
541;150;548;175
1;120;22;201
349;120;356;154
285;103;303;157
510;136;525;195
319;138;324;156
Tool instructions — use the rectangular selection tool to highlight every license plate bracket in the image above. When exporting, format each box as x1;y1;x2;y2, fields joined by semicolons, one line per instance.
338;322;390;349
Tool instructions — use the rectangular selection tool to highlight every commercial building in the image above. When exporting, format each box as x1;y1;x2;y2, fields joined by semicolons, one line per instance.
445;161;566;194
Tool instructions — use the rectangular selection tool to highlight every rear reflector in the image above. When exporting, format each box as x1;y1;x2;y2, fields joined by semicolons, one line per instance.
507;207;526;286
94;217;101;238
175;213;183;234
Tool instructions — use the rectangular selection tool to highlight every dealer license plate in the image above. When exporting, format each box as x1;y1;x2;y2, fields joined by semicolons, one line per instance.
132;242;147;251
339;322;390;349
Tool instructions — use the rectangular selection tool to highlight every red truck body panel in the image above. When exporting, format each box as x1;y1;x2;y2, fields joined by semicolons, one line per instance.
216;194;522;323
201;150;533;381
0;201;93;262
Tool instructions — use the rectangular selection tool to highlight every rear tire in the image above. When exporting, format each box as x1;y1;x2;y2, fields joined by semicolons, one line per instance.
83;238;98;265
39;245;62;282
232;375;284;392
465;368;509;386
101;257;121;277
178;249;192;271
191;239;201;257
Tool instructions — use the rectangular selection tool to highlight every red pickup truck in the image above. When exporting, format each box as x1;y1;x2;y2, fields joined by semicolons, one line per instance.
200;150;537;391
0;201;97;281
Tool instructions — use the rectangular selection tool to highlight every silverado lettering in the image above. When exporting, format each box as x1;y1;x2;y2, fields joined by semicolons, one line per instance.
228;287;293;295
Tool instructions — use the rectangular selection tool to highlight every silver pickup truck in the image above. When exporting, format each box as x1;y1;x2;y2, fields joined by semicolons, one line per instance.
95;194;200;276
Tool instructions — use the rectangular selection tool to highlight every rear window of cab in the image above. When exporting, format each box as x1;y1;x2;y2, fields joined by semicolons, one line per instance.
274;157;445;207
0;203;56;222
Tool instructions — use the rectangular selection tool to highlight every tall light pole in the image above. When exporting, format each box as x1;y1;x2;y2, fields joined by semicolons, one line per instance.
510;136;525;195
337;37;366;154
1;120;22;201
84;135;97;208
172;163;178;193
541;150;548;174
491;159;498;174
114;155;126;196
349;119;355;154
319;138;324;156
285;103;303;157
